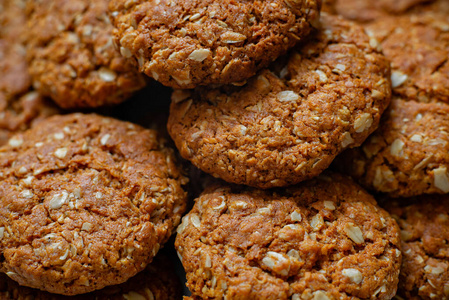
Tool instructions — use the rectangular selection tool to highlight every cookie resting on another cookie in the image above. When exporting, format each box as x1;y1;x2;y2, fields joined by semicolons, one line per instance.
335;98;449;198
168;13;391;189
25;0;147;109
385;196;449;300
109;0;321;89
0;252;182;299
176;172;401;300
0;114;188;295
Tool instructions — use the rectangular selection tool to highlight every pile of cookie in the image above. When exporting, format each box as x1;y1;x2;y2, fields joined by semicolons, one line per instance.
0;0;448;299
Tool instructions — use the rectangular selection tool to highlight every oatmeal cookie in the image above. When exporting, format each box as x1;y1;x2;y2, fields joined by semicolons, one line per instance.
335;98;449;198
0;252;182;299
168;13;391;189
0;114;188;295
0;0;59;146
25;0;147;109
385;196;449;300
109;0;321;89
175;172;401;300
365;13;449;103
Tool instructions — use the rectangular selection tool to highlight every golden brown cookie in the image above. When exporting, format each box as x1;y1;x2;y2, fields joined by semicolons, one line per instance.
0;0;59;146
168;13;391;189
365;13;449;103
335;98;449;198
0;114;188;295
0;252;182;299
25;0;147;109
109;0;321;89
385;196;449;300
175;172;401;300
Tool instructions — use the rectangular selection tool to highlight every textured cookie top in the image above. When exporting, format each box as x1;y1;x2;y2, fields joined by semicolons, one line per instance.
336;98;449;198
365;13;449;103
0;114;188;295
168;13;391;189
385;197;449;300
0;252;182;299
25;0;147;109
330;0;431;23
176;173;401;300
0;0;59;146
109;0;321;89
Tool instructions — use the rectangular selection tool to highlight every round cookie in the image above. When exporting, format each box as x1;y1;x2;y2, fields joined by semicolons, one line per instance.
365;13;449;103
0;252;182;299
168;13;391;189
0;114;188;295
385;196;449;300
0;0;60;146
109;0;321;89
175;172;401;300
330;0;432;23
25;0;147;109
335;98;449;198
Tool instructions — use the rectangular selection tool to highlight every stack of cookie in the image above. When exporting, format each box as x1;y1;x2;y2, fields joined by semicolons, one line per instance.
1;0;448;299
328;0;449;299
159;1;403;299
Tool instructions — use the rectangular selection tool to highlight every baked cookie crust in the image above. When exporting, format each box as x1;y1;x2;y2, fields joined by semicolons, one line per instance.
335;98;449;198
109;0;321;88
0;114;188;295
0;252;182;299
176;173;401;299
365;13;449;104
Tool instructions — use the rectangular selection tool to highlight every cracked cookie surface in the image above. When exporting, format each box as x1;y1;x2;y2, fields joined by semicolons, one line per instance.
335;99;449;198
25;0;147;109
385;196;449;300
365;13;449;103
168;13;391;189
109;0;321;89
175;173;401;300
0;252;182;299
0;114;188;295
